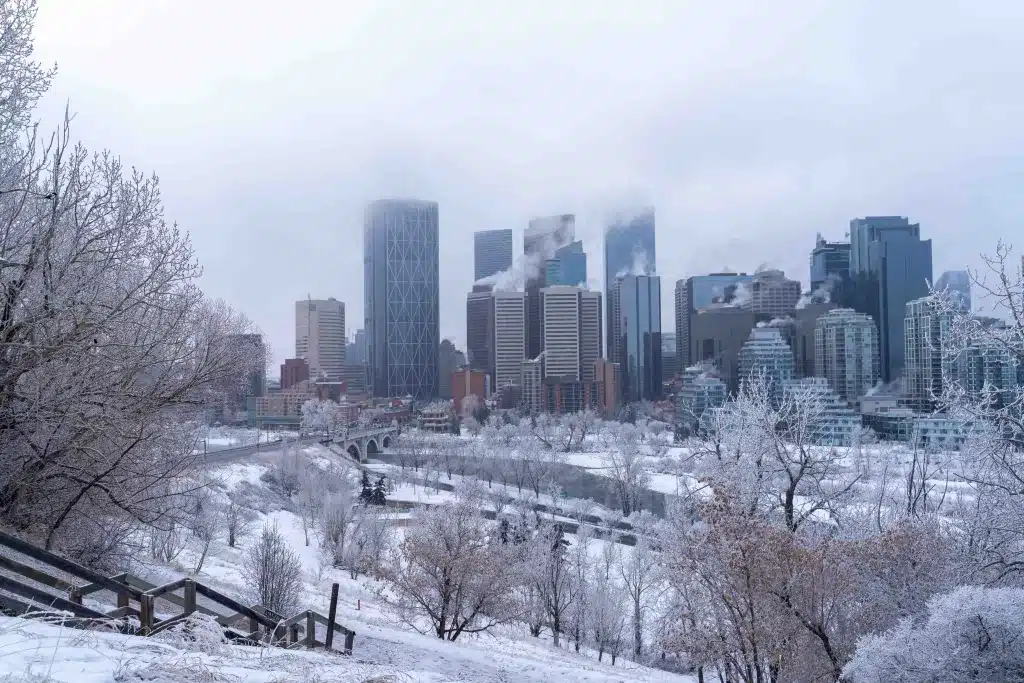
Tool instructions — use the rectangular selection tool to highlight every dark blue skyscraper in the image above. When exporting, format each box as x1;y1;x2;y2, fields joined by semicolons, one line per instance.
473;229;513;282
618;274;662;402
364;199;440;399
545;240;587;287
810;233;851;291
849;216;932;382
604;210;656;366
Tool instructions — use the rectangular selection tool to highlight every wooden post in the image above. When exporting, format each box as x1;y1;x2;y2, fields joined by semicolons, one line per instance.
67;588;81;605
182;579;196;616
324;583;339;651
249;616;260;640
343;629;355;655
305;610;315;648
289;624;299;645
117;590;129;610
140;595;154;635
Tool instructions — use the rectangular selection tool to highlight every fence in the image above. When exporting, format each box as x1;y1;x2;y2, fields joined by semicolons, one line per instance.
0;530;354;653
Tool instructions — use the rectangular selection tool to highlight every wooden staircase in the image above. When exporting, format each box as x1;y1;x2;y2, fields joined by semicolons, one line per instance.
0;530;355;653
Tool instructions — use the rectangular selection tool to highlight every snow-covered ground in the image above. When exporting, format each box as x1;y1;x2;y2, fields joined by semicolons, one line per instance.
0;442;689;683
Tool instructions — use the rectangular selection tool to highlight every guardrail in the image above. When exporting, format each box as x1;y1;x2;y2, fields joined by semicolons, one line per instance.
0;530;354;653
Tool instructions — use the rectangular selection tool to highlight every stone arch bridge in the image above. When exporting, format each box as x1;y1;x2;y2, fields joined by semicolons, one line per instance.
332;424;399;462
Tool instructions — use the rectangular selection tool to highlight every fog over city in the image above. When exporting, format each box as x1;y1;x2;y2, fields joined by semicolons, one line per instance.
33;0;1024;362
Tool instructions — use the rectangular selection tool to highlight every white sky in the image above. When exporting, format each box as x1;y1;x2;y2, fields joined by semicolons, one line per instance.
32;0;1024;363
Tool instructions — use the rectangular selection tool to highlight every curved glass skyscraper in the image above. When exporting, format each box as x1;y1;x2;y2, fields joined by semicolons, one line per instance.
364;199;440;400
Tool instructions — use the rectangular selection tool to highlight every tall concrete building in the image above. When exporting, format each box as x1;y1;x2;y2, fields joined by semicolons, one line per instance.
604;210;656;366
474;229;514;282
935;270;971;312
536;286;603;382
541;286;584;380
676;273;752;370
689;306;758;395
738;327;795;396
593;358;621;416
617;275;662;402
814;308;880;404
525;214;575;359
810;234;851;291
465;289;526;394
295;298;345;380
364;199;440;399
520;358;544;414
742;269;801;319
849;216;933;381
904;296;950;412
438;339;464;399
346;328;367;365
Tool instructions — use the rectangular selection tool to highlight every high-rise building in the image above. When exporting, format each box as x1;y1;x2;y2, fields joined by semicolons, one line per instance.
604;210;656;365
525;214;575;359
677;364;728;436
541;286;583;380
280;357;310;390
810;234;851;291
742;269;801;319
438;339;463;399
676;273;753;369
295;298;345;380
579;290;603;383
617;275;662;402
904;296;951;412
347;328;368;365
340;363;368;396
814;308;880;404
593;358;621;416
465;289;526;394
738;327;795;396
849;216;933;382
452;368;489;414
935;270;972;312
661;333;680;381
520;358;544;414
364;199;440;399
689;306;757;394
474;229;514;282
545;241;587;287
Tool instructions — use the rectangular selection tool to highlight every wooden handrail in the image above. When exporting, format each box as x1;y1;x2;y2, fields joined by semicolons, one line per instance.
0;573;108;619
194;583;278;632
144;577;190;598
0;531;143;601
0;553;76;592
78;572;129;597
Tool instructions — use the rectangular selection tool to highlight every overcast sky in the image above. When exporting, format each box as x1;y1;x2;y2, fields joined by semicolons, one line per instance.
33;1;1024;368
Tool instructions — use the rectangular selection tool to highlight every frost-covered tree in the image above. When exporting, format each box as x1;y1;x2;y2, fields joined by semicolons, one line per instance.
844;586;1024;683
242;522;303;616
0;4;262;561
223;498;256;548
300;398;342;437
379;496;521;641
602;423;651;515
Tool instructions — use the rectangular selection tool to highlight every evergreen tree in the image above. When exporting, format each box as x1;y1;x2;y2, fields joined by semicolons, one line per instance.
359;471;373;504
371;475;387;506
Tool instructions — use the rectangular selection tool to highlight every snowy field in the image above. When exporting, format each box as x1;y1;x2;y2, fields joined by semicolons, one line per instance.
0;442;689;683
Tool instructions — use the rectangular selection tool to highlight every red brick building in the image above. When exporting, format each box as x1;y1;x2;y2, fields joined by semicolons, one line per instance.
280;358;310;390
452;368;488;415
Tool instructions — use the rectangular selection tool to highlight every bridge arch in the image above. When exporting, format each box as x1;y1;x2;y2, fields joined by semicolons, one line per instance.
346;443;361;461
365;438;380;456
382;435;391;448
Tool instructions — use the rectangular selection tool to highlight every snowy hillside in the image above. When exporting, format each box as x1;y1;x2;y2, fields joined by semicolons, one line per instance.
0;440;690;683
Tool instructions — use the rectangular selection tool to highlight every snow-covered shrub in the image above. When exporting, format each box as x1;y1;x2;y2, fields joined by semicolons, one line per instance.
843;585;1024;682
150;614;230;656
242;522;304;616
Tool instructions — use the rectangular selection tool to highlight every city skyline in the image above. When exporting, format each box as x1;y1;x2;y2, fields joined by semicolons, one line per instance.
33;3;1021;365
